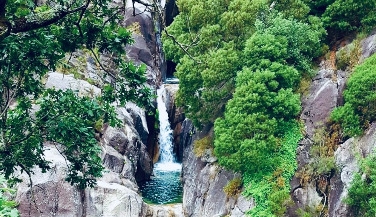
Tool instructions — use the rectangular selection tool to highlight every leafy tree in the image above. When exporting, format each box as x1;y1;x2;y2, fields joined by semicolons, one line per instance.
302;0;335;16
214;68;301;173
253;14;324;72
322;0;376;33
273;0;310;20
163;0;269;127
331;53;376;137
0;0;152;188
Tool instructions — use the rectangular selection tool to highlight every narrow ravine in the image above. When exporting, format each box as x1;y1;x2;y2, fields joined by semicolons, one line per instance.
139;85;183;204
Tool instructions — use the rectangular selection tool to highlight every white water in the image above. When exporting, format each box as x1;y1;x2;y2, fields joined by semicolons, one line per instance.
156;86;181;172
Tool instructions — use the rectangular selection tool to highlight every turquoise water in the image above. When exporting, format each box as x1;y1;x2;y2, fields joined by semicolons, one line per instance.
139;162;183;204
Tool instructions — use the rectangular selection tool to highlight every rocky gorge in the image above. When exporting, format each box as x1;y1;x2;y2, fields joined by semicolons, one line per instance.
11;0;376;216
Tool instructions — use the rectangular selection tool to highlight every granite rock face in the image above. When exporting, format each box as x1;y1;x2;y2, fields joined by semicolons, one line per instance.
180;126;254;217
329;123;376;216
163;84;185;161
289;32;376;216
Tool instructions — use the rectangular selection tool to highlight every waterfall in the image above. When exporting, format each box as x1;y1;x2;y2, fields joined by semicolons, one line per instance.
139;85;182;204
155;86;181;171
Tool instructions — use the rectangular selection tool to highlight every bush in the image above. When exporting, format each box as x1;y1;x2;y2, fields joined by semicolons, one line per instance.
331;53;376;136
346;154;376;216
336;39;361;70
322;0;376;34
0;176;19;217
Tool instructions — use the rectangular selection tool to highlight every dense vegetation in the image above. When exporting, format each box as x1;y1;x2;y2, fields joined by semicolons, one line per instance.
164;0;376;216
346;154;376;217
0;0;152;215
332;53;376;137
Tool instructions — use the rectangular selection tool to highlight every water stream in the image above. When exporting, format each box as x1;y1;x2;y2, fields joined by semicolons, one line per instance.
139;86;182;204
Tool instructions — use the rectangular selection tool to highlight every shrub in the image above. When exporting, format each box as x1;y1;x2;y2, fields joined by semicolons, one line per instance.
322;0;376;34
346;154;376;216
0;176;19;217
336;39;361;71
331;53;376;137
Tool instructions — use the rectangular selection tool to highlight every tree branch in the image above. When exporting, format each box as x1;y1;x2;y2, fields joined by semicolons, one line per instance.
11;6;86;34
0;4;86;41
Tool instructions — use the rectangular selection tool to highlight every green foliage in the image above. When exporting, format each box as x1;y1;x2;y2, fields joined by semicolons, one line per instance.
273;0;310;20
0;176;19;217
322;0;376;34
163;0;269;127
254;14;324;72
243;122;302;216
297;127;337;189
331;53;376;137
0;0;152;188
223;177;242;197
164;0;327;215
346;154;376;217
214;68;300;173
336;39;361;70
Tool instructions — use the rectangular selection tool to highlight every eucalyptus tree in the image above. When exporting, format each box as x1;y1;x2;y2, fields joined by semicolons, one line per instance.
0;0;152;189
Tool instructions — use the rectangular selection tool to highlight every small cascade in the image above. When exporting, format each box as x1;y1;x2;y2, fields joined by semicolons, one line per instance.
155;86;181;171
139;85;182;204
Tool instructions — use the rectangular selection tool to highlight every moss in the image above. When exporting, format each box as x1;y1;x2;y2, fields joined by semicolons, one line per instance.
223;177;242;197
193;136;213;157
297;73;312;96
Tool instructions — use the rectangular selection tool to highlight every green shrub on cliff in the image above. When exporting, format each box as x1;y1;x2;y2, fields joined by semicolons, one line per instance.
0;176;18;217
346;154;376;217
164;0;325;216
331;54;376;137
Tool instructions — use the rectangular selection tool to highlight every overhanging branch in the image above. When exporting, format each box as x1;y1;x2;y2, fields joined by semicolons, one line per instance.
12;6;86;34
0;5;86;41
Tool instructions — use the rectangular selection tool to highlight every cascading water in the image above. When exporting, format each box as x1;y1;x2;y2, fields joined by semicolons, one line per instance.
139;85;182;204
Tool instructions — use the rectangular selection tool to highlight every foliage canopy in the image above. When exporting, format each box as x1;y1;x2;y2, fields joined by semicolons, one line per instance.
0;0;152;191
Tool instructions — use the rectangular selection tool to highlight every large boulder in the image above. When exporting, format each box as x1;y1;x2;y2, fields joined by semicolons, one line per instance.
15;144;149;217
16;143;84;217
85;181;148;217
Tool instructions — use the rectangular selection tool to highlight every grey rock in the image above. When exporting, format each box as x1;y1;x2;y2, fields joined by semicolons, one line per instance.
16;144;84;217
102;145;125;173
45;72;101;97
85;181;146;217
361;31;376;61
300;67;339;138
329;123;376;216
146;204;183;217
126;102;149;146
293;184;322;209
181;126;253;216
